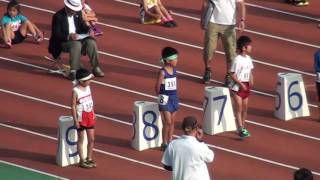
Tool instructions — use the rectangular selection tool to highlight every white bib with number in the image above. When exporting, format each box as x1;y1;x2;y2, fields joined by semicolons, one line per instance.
164;77;177;91
158;94;169;105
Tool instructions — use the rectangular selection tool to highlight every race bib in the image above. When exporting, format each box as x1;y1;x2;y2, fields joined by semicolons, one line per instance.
164;77;176;91
158;94;169;105
79;96;94;112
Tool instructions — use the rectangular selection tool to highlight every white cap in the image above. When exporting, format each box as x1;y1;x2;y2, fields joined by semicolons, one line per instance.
64;0;82;12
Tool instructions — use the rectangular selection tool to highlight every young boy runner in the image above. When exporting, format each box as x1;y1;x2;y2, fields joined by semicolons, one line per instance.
71;68;97;168
229;36;254;138
155;47;179;150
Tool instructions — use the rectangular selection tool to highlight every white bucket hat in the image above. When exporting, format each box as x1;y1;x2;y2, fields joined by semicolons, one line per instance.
64;0;82;12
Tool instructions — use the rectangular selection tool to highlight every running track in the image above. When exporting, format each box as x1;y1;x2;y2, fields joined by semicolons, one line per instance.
0;0;319;179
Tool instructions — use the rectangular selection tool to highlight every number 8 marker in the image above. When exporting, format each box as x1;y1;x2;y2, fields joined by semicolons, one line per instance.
142;111;159;141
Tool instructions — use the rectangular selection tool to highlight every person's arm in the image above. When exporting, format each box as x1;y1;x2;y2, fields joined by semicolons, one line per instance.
237;0;246;32
155;70;164;96
71;90;80;129
200;0;208;29
201;143;214;163
143;0;161;19
51;13;69;41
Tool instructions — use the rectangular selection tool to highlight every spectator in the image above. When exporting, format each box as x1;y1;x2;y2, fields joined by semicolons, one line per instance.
229;36;253;138
155;47;179;151
294;168;313;180
162;116;214;180
1;0;43;48
81;0;103;36
139;0;177;27
48;0;104;80
200;0;246;85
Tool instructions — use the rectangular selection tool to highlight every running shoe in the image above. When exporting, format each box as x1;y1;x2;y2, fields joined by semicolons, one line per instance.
203;68;212;84
161;143;168;151
224;73;233;87
79;160;93;168
86;158;97;167
239;128;250;138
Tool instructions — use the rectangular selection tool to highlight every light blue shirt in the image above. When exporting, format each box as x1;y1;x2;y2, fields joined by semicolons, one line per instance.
1;14;27;31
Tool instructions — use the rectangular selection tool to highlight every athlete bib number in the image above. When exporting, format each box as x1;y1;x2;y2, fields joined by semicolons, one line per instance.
164;77;176;91
158;94;169;105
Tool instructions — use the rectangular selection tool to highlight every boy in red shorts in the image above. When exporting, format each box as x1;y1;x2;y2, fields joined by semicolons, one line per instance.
71;68;97;168
229;36;254;138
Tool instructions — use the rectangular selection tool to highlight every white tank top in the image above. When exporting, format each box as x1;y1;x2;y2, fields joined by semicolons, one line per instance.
73;86;94;115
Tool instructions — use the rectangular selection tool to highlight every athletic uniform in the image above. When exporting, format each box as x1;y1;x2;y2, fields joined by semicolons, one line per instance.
315;50;320;101
139;0;161;24
1;14;27;44
73;86;95;130
230;54;254;99
158;67;179;112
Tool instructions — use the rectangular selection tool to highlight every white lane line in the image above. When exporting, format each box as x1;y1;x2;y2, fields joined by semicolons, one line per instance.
0;89;320;176
0;160;69;180
112;0;320;49
0;123;164;170
0;55;319;140
0;0;316;77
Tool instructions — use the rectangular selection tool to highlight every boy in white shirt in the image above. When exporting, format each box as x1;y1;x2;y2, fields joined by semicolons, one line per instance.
229;35;253;138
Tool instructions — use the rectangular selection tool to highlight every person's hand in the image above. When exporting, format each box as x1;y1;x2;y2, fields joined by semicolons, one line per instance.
196;128;204;141
89;30;94;37
74;120;80;129
238;21;245;33
69;33;78;41
240;82;247;91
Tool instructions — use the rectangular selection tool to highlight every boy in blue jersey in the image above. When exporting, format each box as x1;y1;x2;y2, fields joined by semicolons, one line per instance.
1;0;43;48
314;50;320;121
155;47;179;151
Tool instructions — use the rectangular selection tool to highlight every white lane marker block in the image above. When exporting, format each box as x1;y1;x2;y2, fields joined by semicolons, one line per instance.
131;101;162;151
275;73;310;121
203;87;237;135
56;116;87;167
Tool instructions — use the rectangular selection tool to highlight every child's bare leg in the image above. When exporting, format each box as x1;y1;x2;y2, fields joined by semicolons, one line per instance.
168;111;176;142
161;111;172;144
241;98;249;127
77;130;85;161
233;94;243;130
3;25;14;44
22;20;43;39
86;129;95;160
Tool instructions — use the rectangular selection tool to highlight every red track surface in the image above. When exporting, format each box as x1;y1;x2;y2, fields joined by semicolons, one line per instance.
0;0;319;179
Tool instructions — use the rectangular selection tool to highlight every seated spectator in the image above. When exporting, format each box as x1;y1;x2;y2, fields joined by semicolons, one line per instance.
285;0;309;6
139;0;177;28
1;0;43;48
294;168;313;180
48;0;104;80
81;0;103;36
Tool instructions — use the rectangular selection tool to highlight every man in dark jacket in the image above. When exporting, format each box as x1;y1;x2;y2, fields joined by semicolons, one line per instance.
48;0;104;79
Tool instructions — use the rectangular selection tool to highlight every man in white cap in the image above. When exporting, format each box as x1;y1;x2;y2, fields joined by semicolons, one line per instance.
49;0;104;80
161;116;214;180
